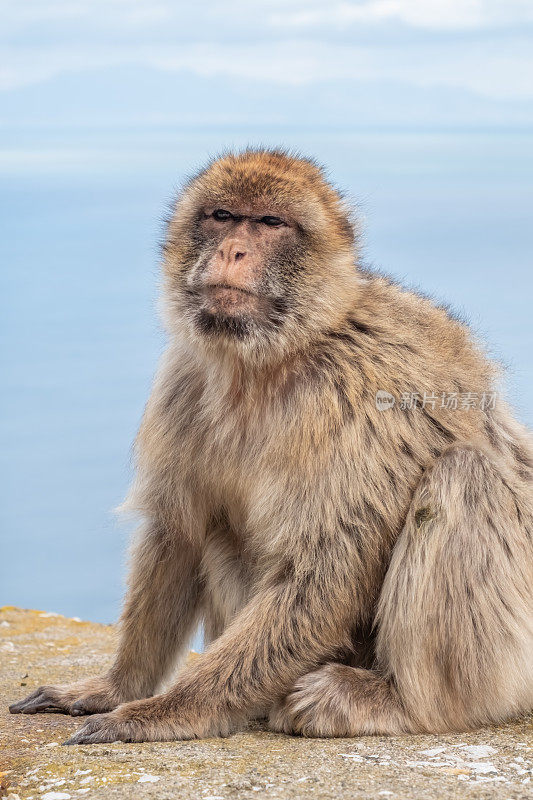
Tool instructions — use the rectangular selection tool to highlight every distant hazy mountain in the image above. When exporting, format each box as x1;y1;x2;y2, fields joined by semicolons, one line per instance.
1;66;531;139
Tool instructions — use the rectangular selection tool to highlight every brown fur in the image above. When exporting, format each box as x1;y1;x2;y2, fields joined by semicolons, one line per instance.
10;149;533;743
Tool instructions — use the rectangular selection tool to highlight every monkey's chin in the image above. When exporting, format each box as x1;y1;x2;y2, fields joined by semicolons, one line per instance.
194;307;257;341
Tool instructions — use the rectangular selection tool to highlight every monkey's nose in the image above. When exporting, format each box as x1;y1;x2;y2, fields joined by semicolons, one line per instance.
218;240;248;266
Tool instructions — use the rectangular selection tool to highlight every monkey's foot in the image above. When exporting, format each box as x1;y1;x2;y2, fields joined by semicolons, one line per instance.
9;676;123;716
269;664;410;737
269;664;358;737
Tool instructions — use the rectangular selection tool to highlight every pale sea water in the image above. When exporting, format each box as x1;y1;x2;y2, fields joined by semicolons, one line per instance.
1;128;532;641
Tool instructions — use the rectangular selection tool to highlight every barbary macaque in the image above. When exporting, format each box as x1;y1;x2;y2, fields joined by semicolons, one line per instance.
10;149;533;743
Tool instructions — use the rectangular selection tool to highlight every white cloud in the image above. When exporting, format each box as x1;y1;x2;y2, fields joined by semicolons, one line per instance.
1;0;532;102
1;0;173;31
2;38;532;100
269;0;533;31
3;0;533;35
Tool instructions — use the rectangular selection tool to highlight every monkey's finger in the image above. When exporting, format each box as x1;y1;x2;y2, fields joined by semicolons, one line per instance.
9;688;43;713
63;715;117;745
9;687;67;714
70;695;109;716
10;696;65;714
9;688;50;713
70;702;89;716
63;729;107;745
62;715;101;745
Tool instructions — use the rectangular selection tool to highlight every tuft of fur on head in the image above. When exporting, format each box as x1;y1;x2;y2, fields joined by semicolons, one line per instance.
161;148;360;367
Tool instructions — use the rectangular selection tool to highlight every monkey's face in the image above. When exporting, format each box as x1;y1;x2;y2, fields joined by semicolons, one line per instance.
163;150;358;359
182;203;305;342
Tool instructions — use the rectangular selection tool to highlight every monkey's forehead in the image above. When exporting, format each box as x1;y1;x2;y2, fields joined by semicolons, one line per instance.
179;151;349;232
191;168;334;207
190;149;329;190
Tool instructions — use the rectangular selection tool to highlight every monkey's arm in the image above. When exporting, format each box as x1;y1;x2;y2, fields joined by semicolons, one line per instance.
63;532;356;743
10;521;203;716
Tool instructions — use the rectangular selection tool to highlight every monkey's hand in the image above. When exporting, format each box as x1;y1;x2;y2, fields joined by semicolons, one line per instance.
9;674;127;717
62;694;225;745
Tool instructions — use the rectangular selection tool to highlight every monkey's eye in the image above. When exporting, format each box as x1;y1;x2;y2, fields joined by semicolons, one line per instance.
260;215;285;227
212;209;233;221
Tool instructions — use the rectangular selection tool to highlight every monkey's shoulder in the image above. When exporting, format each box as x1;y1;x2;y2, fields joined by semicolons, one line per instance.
356;271;474;343
320;271;496;395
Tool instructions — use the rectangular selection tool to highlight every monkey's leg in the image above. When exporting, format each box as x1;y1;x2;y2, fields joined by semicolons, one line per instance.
10;521;203;717
62;529;358;744
270;445;533;736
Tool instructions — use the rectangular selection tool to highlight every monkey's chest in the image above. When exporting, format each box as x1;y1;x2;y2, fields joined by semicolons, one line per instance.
201;520;255;644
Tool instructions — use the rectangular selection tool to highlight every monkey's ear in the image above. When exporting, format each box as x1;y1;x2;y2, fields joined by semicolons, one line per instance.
163;186;206;246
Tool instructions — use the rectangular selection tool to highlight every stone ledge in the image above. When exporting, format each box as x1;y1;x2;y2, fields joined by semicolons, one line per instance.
0;607;531;799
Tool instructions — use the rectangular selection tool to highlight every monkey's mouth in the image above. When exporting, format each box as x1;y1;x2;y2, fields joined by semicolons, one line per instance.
198;283;265;315
203;283;257;298
184;283;283;340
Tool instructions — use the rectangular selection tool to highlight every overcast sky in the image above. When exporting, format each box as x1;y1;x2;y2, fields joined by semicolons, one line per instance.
2;2;532;619
2;0;533;134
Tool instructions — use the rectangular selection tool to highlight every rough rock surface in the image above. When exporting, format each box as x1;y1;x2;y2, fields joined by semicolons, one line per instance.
0;607;531;799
